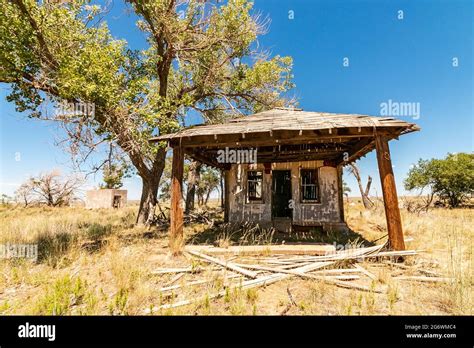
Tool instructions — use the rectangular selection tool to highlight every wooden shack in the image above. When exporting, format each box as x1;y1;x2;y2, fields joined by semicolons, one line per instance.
151;108;420;253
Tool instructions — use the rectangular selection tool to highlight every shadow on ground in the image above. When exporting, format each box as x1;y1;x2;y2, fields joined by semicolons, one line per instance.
187;218;374;247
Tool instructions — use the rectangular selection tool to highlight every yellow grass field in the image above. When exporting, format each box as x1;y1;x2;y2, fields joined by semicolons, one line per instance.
0;201;472;315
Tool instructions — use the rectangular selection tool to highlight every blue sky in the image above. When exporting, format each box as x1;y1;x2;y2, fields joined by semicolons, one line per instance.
1;0;472;199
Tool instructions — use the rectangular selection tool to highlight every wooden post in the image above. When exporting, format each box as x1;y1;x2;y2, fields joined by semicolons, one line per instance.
375;135;405;250
169;145;184;255
223;169;230;223
336;164;345;222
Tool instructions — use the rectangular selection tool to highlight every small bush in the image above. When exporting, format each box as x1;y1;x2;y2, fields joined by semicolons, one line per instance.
108;288;128;315
34;276;87;315
36;232;76;265
85;223;112;241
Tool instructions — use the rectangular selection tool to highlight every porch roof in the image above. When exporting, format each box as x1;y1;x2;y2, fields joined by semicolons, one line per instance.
150;108;420;168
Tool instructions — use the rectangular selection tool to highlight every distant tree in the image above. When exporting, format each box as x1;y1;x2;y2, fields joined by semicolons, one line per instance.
14;182;36;207
404;153;474;208
196;166;220;206
101;163;125;189
1;194;13;205
16;171;84;207
100;159;131;190
342;180;351;202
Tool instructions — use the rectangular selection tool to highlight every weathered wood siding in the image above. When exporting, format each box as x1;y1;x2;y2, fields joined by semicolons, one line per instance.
227;161;341;226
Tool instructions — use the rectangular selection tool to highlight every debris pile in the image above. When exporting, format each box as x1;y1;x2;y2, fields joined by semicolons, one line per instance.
145;243;448;313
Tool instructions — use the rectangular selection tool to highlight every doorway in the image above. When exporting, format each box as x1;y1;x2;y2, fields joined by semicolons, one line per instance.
113;195;122;208
271;170;292;218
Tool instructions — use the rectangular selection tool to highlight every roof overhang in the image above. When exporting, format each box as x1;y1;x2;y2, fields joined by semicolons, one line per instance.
150;109;420;168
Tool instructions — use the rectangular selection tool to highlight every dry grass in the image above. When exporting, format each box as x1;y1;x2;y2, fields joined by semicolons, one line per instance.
0;201;472;315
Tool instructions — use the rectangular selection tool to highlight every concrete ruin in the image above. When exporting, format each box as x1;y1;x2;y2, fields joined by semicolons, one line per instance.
85;189;127;209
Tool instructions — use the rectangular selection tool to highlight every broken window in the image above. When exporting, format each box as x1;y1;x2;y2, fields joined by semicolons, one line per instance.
247;170;263;201
300;169;319;202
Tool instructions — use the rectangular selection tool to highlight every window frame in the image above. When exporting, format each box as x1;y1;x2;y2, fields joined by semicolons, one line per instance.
299;168;320;203
246;170;264;203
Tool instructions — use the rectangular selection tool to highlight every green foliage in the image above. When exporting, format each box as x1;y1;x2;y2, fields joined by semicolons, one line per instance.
1;0;294;137
101;161;131;189
34;276;88;315
108;288;129;315
404;153;474;207
342;180;351;196
1;0;294;220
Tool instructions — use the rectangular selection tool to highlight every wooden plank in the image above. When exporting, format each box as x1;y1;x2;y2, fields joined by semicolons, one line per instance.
271;244;385;263
166;273;185;286
185;244;336;256
394;276;453;283
186;250;259;279
375;135;405;251
173;132;381;149
353;264;378;280
159;274;243;292
151;267;203;275
169;145;185;255
314;269;362;274
234;261;335;275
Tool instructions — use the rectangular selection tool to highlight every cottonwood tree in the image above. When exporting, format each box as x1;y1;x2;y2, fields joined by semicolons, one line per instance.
15;171;83;207
0;0;293;224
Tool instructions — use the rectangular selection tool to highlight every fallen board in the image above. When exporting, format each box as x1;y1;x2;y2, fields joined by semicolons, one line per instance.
185;244;336;256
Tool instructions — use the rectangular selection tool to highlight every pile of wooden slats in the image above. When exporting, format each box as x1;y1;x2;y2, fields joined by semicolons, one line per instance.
143;243;457;313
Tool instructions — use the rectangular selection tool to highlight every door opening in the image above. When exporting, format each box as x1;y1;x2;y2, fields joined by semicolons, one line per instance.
271;170;292;219
113;195;122;208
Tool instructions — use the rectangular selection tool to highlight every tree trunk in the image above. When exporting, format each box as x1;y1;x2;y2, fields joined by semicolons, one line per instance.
136;147;167;225
169;145;184;255
136;177;160;225
185;160;201;214
349;163;374;209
